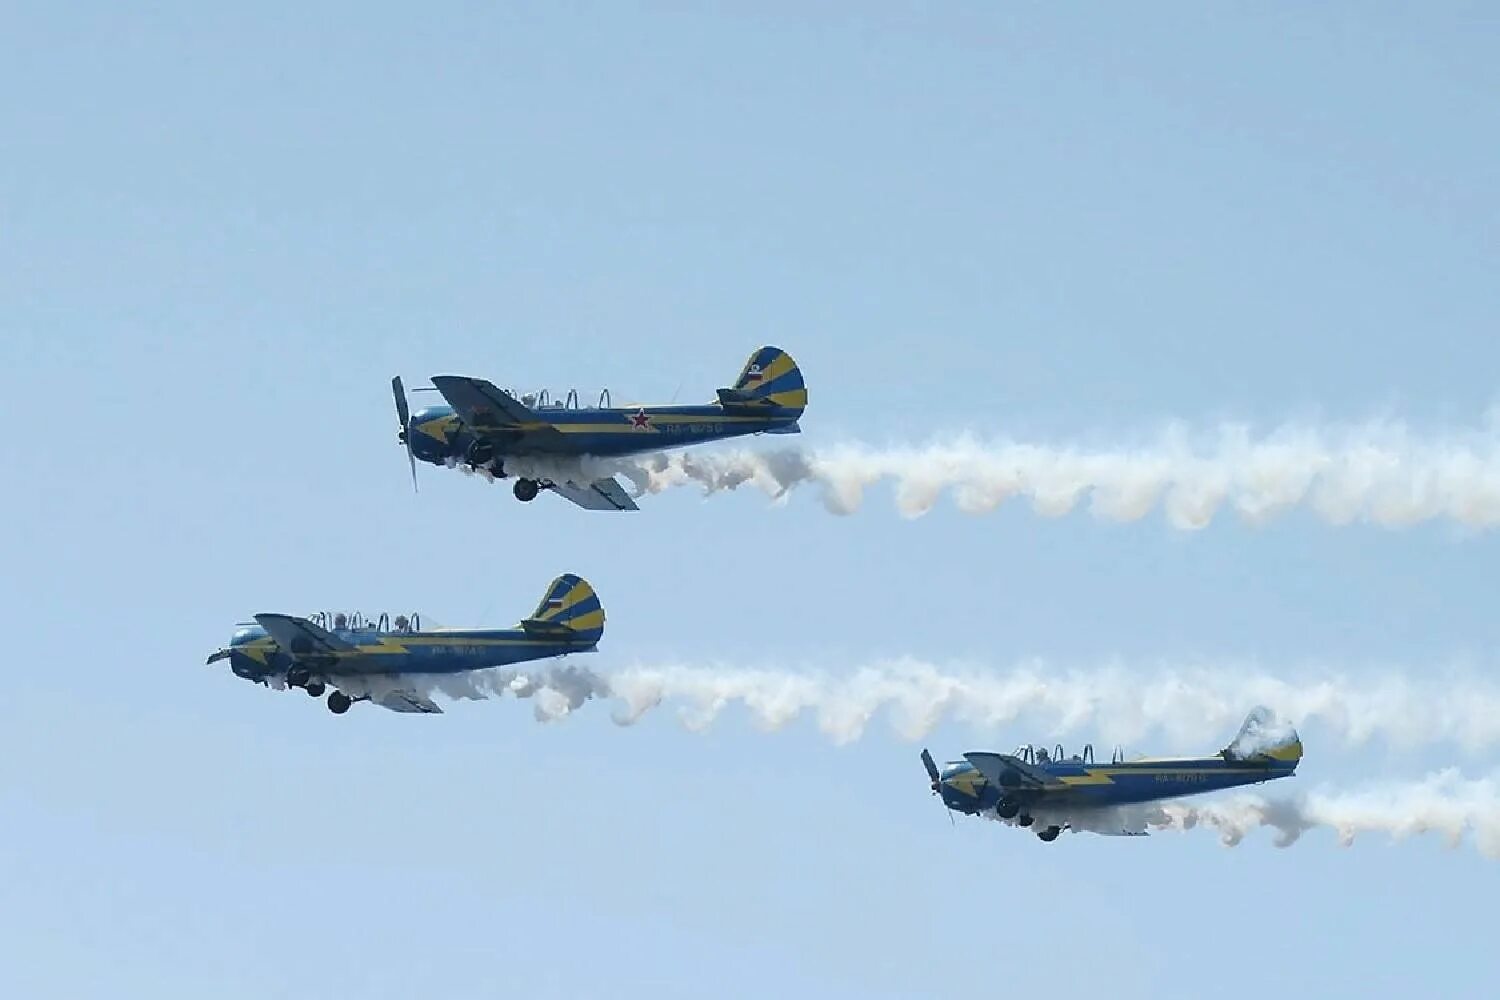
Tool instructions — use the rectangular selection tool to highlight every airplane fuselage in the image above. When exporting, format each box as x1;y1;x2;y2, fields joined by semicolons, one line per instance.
938;754;1297;815
405;401;802;467
220;624;596;684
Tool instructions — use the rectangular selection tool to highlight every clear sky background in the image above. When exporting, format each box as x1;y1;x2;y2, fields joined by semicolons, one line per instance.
4;3;1499;997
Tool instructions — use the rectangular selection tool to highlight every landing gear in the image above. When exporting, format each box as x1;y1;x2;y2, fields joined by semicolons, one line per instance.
513;478;540;502
286;666;312;689
304;681;326;698
1017;814;1035;828
327;691;353;714
465;440;496;467
1037;825;1061;842
996;797;1021;820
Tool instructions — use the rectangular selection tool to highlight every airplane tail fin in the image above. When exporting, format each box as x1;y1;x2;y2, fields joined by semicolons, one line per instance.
519;573;605;646
716;346;807;412
1221;706;1303;765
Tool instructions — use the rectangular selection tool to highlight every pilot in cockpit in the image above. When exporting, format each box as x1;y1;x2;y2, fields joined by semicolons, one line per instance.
333;613;348;630
1035;748;1051;764
394;615;410;633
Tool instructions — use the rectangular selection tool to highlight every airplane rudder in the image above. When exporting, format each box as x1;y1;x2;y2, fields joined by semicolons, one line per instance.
532;574;579;620
1226;706;1302;763
732;346;807;410
534;573;605;639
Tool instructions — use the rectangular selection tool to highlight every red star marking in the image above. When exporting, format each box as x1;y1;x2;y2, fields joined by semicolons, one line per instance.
630;408;652;430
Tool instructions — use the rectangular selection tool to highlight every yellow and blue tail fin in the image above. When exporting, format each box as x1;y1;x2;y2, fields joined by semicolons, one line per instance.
520;573;605;646
1222;706;1303;765
717;346;807;412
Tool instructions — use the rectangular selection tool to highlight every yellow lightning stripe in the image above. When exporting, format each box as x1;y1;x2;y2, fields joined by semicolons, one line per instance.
414;415;458;443
240;640;275;665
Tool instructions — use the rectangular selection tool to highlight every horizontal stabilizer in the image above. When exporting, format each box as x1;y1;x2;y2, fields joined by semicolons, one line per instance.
520;617;577;637
760;420;801;435
716;387;767;406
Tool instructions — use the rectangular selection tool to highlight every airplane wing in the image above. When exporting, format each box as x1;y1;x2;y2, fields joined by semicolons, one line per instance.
551;477;639;512
963;752;1067;789
375;690;444;714
430;375;572;453
253;613;358;658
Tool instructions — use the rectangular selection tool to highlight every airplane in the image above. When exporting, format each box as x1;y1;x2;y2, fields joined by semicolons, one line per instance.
919;707;1302;842
204;574;604;715
390;345;807;511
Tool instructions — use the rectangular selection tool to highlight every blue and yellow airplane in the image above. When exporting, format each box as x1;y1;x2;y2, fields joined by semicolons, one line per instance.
920;707;1302;842
390;346;807;510
205;574;604;715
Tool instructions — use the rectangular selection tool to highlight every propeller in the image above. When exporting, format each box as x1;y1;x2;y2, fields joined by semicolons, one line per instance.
921;748;941;794
392;375;418;493
922;748;955;826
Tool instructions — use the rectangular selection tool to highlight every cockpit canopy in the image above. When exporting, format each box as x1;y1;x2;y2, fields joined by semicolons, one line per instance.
515;387;614;411
307;611;424;633
1010;743;1126;765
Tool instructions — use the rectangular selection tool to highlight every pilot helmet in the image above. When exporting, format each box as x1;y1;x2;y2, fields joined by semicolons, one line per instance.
333;613;348;629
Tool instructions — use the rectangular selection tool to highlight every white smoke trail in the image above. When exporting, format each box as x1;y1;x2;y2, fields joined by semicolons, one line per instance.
596;416;1500;527
331;663;611;721
981;770;1500;859
371;656;1500;754
599;658;1500;753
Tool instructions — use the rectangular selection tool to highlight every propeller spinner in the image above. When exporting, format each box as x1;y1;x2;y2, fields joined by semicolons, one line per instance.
392;375;418;493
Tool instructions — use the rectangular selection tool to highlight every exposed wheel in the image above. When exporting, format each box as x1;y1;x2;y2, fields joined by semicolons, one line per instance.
513;478;540;502
1017;814;1034;828
304;681;326;698
327;691;353;714
1037;825;1061;842
287;667;311;688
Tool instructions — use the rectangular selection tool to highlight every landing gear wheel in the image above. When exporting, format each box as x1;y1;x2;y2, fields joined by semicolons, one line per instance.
304;681;326;698
1037;825;1061;842
996;797;1021;820
327;691;353;714
513;478;540;502
1017;814;1035;828
287;667;311;689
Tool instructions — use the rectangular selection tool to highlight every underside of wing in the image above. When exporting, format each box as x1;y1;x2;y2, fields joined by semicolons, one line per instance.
430;375;572;452
551;477;640;512
963;752;1065;790
253;613;358;659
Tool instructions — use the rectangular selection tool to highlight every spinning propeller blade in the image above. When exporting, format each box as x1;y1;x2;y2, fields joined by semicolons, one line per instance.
392;376;417;492
921;748;940;792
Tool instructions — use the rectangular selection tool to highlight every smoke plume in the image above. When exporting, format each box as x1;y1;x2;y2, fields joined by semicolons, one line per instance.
1069;770;1500;859
596;417;1500;528
600;658;1500;752
368;657;1500;755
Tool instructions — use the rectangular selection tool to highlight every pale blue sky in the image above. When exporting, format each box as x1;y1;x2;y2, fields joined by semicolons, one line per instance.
4;3;1499;997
